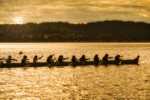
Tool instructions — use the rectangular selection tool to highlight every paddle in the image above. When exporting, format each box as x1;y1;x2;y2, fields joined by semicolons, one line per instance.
119;61;122;65
38;55;43;59
52;54;57;62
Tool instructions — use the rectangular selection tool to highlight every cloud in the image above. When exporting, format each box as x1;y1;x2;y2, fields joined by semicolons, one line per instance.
0;0;150;24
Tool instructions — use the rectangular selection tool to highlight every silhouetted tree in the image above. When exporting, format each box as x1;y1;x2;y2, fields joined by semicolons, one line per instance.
0;20;150;42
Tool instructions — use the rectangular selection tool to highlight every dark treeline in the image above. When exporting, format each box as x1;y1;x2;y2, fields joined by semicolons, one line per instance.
0;20;150;42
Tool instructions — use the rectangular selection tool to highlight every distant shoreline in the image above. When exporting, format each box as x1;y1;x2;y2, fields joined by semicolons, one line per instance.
0;20;150;42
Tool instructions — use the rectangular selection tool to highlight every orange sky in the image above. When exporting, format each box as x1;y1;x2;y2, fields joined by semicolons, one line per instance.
0;0;150;24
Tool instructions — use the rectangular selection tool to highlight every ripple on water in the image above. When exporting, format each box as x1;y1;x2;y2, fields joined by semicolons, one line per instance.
0;43;150;99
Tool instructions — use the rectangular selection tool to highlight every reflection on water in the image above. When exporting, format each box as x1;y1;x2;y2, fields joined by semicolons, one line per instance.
0;43;150;99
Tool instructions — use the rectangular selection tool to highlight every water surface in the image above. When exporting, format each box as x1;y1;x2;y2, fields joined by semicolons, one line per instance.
0;43;150;99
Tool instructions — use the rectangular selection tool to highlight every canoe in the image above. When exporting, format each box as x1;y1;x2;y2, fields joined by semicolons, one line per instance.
0;59;139;68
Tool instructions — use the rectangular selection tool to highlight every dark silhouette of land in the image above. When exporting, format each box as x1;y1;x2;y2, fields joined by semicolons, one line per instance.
0;20;150;42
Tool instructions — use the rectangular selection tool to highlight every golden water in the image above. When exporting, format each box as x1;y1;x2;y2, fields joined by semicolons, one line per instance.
0;43;150;99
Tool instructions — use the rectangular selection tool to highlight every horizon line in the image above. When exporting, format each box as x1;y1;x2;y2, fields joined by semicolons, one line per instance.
0;19;150;25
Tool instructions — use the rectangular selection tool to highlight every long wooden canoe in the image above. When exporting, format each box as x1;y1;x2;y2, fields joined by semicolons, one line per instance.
0;59;139;68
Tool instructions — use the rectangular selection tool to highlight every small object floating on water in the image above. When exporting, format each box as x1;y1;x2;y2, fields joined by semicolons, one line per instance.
19;51;23;54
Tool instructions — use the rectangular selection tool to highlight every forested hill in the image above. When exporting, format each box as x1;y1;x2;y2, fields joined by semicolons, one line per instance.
0;20;150;42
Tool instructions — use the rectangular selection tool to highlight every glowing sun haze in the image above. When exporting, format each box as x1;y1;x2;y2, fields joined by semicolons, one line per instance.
13;17;23;24
0;0;150;24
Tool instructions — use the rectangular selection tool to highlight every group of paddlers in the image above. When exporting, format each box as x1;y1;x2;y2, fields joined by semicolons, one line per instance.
0;54;140;64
